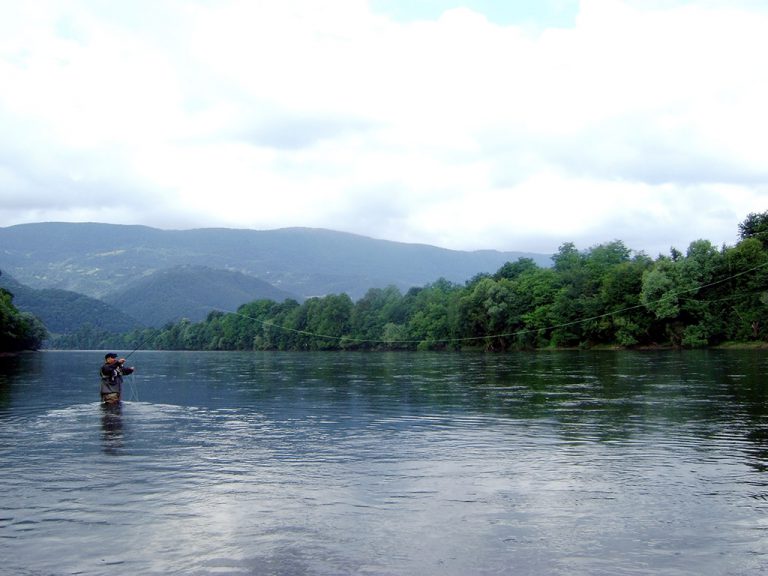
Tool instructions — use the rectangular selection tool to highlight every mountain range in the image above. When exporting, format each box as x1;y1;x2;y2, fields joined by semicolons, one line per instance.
0;222;551;332
0;271;142;334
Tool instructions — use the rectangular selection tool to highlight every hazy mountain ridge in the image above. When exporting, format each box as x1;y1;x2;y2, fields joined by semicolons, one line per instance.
104;265;301;326
0;222;552;301
0;271;142;334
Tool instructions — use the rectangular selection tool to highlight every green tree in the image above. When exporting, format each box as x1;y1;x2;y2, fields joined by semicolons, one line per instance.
349;285;403;347
494;257;539;281
677;240;726;346
721;238;768;341
738;211;768;248
641;240;727;347
598;253;654;346
515;267;559;348
548;243;589;346
301;294;354;350
0;287;47;351
458;277;512;350
578;241;634;345
406;279;461;350
548;241;632;347
641;258;680;319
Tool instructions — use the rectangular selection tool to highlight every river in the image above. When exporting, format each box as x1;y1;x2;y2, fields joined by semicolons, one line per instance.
1;350;768;575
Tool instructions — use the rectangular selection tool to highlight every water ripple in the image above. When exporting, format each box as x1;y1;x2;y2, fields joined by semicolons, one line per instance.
2;351;768;575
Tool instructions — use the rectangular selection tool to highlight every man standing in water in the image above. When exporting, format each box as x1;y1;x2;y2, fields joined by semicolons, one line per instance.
100;353;135;404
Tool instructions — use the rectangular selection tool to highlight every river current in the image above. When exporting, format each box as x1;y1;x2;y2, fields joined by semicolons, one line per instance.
1;350;768;575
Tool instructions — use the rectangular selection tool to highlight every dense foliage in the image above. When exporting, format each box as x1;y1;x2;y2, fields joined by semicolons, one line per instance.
0;271;142;334
49;213;768;352
0;285;47;352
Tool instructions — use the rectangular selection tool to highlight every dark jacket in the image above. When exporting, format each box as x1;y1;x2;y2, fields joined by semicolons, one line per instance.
100;361;134;398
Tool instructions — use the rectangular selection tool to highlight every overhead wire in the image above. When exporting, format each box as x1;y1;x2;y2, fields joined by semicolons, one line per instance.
202;258;768;347
118;230;768;350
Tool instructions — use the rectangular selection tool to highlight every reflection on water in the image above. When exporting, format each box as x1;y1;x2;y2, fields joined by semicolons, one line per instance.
100;402;124;455
1;350;768;575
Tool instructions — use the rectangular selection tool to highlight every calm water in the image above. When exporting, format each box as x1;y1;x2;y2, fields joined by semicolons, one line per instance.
2;350;768;575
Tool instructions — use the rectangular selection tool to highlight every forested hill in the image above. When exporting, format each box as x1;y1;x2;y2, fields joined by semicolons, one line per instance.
23;212;768;351
0;266;300;334
58;213;768;352
0;222;551;300
104;265;301;326
0;272;141;334
0;275;47;351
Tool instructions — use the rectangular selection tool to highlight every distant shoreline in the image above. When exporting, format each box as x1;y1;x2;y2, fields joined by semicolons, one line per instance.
30;342;768;353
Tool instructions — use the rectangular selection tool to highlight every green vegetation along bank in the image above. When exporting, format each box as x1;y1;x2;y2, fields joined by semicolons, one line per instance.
0;284;47;352
49;212;768;352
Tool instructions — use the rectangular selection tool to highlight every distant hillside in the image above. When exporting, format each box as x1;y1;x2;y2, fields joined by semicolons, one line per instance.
0;272;141;334
0;222;552;301
104;265;301;327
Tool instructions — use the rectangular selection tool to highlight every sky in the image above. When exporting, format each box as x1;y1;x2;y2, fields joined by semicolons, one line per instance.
1;0;767;256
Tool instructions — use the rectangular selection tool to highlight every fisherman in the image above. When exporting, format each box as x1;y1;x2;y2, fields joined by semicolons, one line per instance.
100;353;135;404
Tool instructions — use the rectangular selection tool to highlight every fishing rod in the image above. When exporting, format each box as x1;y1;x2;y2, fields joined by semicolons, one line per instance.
120;302;216;360
116;329;164;401
123;329;161;361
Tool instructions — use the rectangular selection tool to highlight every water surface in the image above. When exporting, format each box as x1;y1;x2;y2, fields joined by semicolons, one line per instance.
1;350;768;575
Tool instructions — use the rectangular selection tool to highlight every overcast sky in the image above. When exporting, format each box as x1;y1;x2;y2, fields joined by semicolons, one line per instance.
1;0;766;256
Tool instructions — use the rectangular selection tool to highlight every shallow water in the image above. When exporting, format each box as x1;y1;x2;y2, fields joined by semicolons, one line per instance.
2;350;768;575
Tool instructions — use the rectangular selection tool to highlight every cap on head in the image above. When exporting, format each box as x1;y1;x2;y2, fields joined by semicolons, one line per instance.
105;352;118;360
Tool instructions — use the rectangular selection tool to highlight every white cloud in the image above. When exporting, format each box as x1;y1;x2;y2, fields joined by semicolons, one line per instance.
0;0;766;254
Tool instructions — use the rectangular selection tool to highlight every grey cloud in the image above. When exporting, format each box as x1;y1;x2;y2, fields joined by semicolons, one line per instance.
482;114;768;188
554;118;768;186
239;112;377;151
0;147;160;227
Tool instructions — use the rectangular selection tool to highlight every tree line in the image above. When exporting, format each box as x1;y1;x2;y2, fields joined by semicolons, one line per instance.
0;280;47;352
48;212;768;352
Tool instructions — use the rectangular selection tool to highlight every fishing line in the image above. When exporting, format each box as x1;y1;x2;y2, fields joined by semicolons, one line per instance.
124;330;160;361
124;372;139;402
107;331;155;401
204;259;768;347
